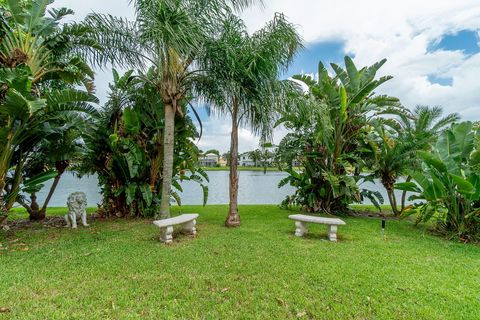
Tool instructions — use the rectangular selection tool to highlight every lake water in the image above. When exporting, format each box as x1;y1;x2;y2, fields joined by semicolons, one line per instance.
32;171;406;207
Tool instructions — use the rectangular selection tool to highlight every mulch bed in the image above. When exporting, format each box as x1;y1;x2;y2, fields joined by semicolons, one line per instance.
349;210;399;220
3;215;101;232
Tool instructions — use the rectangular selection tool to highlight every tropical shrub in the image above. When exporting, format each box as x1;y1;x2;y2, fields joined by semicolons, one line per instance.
369;121;420;216
16;113;91;221
277;57;401;214
396;122;480;241
0;0;100;222
0;66;98;223
80;70;208;217
84;0;259;220
369;106;459;215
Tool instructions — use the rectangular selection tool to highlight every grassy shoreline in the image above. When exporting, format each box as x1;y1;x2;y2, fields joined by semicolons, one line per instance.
1;205;479;319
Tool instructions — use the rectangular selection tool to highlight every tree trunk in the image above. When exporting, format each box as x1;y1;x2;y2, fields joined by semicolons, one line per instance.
401;176;412;212
6;158;24;211
226;107;240;227
386;188;399;216
158;103;176;219
27;161;69;221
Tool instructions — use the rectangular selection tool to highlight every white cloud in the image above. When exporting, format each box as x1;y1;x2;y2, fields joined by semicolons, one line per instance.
51;0;480;152
243;0;480;120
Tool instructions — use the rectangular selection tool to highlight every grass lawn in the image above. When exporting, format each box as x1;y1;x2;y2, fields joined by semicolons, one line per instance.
1;205;479;319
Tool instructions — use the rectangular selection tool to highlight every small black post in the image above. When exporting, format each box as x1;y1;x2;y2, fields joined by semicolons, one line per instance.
381;219;386;238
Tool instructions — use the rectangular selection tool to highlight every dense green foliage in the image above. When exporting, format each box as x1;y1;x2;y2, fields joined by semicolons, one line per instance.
2;205;480;318
369;106;459;215
2;1;480;319
80;70;208;217
83;0;261;220
0;0;99;222
396;122;480;241
277;57;400;214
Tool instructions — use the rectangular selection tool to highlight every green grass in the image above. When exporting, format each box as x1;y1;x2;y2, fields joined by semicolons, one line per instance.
1;205;479;319
7;207;98;221
350;204;394;212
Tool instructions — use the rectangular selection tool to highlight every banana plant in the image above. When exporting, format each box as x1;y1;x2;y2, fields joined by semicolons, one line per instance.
0;66;98;222
395;122;480;240
277;57;400;214
0;0;102;222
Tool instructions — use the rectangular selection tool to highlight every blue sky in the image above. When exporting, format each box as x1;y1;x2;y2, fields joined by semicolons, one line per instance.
429;30;480;56
194;41;347;122
286;41;346;76
54;0;480;153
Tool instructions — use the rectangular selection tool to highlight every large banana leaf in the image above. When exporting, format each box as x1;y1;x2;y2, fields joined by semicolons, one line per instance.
437;121;473;164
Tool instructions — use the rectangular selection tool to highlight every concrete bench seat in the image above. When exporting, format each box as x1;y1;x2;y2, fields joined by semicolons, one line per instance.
288;214;346;242
153;214;198;244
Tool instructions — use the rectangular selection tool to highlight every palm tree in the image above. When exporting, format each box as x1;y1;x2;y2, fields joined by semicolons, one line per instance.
259;142;276;174
400;106;460;149
198;13;301;226
1;0;98;89
248;150;262;167
222;151;232;166
371;123;417;215
396;105;460;210
84;0;259;219
78;69;209;217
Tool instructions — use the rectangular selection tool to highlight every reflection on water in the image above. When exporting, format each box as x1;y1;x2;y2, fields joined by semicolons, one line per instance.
32;171;407;207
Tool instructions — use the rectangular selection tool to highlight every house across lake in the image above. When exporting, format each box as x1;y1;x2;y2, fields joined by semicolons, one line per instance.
239;152;256;166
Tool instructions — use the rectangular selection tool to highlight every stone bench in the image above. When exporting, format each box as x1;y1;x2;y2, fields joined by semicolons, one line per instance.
288;214;346;242
153;214;199;244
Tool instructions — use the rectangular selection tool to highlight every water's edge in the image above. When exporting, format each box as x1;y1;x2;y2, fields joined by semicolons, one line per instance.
31;171;407;208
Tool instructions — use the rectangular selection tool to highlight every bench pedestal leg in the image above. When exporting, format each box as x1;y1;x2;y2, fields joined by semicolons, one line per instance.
160;226;174;244
182;219;197;236
328;225;338;242
295;221;308;237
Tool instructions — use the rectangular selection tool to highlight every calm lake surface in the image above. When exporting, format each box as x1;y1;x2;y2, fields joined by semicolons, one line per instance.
34;171;406;207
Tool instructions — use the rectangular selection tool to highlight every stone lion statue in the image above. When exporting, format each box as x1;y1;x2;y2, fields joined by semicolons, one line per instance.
65;192;89;228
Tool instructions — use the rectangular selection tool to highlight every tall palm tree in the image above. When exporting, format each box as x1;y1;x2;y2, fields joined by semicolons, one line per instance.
84;0;259;219
198;13;301;226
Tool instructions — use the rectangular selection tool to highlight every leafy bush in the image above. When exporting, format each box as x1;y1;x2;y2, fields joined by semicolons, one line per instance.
0;0;100;222
277;57;400;214
81;70;208;217
396;122;480;241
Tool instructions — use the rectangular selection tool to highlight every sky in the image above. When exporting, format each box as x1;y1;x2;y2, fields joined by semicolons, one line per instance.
52;0;480;154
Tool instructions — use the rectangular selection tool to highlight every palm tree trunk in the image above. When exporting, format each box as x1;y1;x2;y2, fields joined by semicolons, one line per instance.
159;103;176;219
401;176;411;212
226;106;241;227
386;188;399;216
